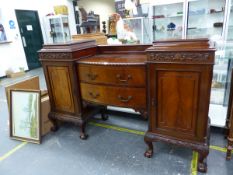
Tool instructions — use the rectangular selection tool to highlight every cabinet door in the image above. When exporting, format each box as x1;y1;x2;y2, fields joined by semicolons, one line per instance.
47;66;75;113
148;64;210;142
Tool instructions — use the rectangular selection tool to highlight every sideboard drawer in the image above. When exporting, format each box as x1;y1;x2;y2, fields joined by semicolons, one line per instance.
80;83;146;108
78;64;146;87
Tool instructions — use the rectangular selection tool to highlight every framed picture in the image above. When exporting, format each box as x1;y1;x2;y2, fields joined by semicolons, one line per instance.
0;23;7;42
10;89;41;144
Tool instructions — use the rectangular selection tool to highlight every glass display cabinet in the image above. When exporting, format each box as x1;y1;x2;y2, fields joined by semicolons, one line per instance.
227;0;233;40
123;17;152;44
215;0;233;127
209;42;229;127
152;2;184;40
46;15;71;43
187;0;226;39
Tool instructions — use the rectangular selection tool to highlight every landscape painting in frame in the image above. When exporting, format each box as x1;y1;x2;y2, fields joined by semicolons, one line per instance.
10;89;41;144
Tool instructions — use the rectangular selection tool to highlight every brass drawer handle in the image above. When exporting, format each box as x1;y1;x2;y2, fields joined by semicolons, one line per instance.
118;95;132;102
87;73;98;80
116;74;132;83
89;92;100;99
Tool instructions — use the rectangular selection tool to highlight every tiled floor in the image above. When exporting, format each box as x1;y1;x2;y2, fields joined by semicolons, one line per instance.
0;68;232;175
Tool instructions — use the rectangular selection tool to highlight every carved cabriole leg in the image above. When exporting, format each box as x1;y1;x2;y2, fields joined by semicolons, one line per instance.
225;118;230;138
139;111;148;120
144;141;153;158
134;109;148;120
80;121;88;140
101;106;109;121
48;112;59;132
226;137;233;160
144;134;154;158
197;149;209;173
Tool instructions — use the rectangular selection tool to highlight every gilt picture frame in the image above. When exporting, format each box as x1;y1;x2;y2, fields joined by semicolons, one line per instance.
10;89;41;144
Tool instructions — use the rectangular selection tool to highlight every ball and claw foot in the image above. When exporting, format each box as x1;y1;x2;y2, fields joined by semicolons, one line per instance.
101;114;109;121
80;133;88;140
226;138;233;160
198;162;207;173
144;149;153;158
197;151;208;173
50;125;59;132
226;149;232;160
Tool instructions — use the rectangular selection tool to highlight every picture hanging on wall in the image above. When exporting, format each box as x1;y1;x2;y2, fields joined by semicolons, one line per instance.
0;23;7;42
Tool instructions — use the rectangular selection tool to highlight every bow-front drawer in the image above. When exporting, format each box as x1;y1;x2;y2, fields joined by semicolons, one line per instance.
78;64;146;87
80;83;146;108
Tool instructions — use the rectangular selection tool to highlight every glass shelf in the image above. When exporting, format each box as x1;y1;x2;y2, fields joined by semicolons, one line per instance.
153;15;183;19
189;11;224;16
187;27;223;39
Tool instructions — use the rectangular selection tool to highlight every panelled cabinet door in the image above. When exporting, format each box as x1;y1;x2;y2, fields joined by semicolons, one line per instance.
47;66;75;113
148;63;210;142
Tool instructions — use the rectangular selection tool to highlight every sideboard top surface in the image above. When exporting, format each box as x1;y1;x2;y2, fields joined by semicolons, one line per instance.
149;38;216;52
39;40;96;53
77;54;147;65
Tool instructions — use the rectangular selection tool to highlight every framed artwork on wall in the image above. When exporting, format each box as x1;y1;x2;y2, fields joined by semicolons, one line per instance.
0;23;7;42
10;89;41;144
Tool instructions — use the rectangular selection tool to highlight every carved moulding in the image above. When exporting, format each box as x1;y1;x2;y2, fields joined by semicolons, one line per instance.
148;52;211;63
39;52;73;60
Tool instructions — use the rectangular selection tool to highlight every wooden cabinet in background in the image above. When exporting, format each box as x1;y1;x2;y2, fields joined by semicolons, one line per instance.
72;33;107;45
144;39;215;173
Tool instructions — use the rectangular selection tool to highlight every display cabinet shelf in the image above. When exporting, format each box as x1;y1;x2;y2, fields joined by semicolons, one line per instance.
153;15;183;18
153;16;183;19
188;12;224;17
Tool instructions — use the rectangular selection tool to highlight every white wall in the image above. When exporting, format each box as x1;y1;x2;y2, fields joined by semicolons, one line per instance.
78;0;116;33
0;0;76;77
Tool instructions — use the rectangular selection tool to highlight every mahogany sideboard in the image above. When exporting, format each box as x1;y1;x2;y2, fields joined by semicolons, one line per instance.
39;39;215;173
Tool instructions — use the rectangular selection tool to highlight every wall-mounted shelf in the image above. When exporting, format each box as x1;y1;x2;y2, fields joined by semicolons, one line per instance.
0;41;12;44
